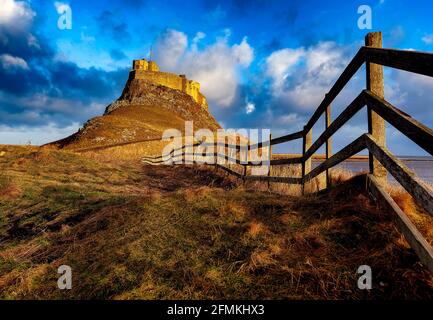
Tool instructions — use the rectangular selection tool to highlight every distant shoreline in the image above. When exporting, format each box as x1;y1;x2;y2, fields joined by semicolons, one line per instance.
273;153;433;162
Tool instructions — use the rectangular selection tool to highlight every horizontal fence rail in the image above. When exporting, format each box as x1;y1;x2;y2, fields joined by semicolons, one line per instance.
142;32;433;274
363;47;433;77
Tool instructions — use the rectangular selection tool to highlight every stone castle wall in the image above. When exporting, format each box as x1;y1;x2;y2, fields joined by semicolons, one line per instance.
130;59;207;109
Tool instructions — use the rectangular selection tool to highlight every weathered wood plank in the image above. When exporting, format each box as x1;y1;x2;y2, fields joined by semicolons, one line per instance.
200;130;304;152
160;151;302;167
365;134;433;216
364;90;433;155
304;92;365;161
366;32;387;185
270;130;304;146
201;142;237;152
325;102;332;188
149;151;303;166
245;175;303;184
269;157;303;165
304;135;366;182
366;174;433;274
302;127;312;194
363;47;433;78
268;133;272;190
237;157;302;166
248;130;304;150
304;49;365;132
216;164;243;178
164;152;239;165
304;46;433;133
314;174;367;197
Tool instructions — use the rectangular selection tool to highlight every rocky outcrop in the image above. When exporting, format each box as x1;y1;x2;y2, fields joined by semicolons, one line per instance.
46;74;220;151
106;79;218;129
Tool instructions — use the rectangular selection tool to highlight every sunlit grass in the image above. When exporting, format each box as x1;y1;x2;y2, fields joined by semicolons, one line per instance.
0;145;432;299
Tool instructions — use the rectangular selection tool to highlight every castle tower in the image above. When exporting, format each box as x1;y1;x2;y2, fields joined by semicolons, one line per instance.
148;61;159;72
132;59;159;72
133;59;148;70
129;58;207;109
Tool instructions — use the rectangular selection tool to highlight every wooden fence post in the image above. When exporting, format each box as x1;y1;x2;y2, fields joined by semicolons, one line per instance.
214;140;218;171
243;141;249;186
224;140;228;176
325;101;332;188
302;127;312;195
267;133;272;191
366;32;387;185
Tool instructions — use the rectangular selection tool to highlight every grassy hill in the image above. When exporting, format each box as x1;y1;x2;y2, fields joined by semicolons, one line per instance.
47;80;220;152
1;145;432;299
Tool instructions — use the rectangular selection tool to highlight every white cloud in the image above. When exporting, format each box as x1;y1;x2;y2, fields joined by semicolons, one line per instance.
154;29;188;70
278;113;304;126
0;122;80;146
422;34;433;45
339;124;366;140
184;38;254;107
384;81;406;107
13;93;105;116
192;31;206;50
389;70;433;122
183;41;239;107
245;102;255;114
0;91;107;129
232;37;254;67
266;48;304;88
0;0;35;32
154;29;254;108
27;33;40;49
266;42;350;111
0;53;28;70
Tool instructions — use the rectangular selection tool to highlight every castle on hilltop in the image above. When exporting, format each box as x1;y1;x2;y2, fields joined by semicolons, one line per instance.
129;59;208;109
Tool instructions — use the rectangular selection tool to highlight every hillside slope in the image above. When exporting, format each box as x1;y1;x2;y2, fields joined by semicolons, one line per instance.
48;79;220;151
0;146;432;299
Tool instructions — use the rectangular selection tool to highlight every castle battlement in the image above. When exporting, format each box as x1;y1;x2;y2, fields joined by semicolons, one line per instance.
130;59;208;109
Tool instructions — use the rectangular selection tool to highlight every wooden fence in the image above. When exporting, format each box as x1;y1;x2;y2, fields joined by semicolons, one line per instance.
142;32;433;273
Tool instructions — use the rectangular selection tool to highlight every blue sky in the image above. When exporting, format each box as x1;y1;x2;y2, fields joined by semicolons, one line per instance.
0;0;432;155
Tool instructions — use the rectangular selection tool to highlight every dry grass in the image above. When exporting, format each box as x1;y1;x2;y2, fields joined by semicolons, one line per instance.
78;140;170;161
252;157;433;248
242;162;360;196
387;184;433;246
0;145;432;299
